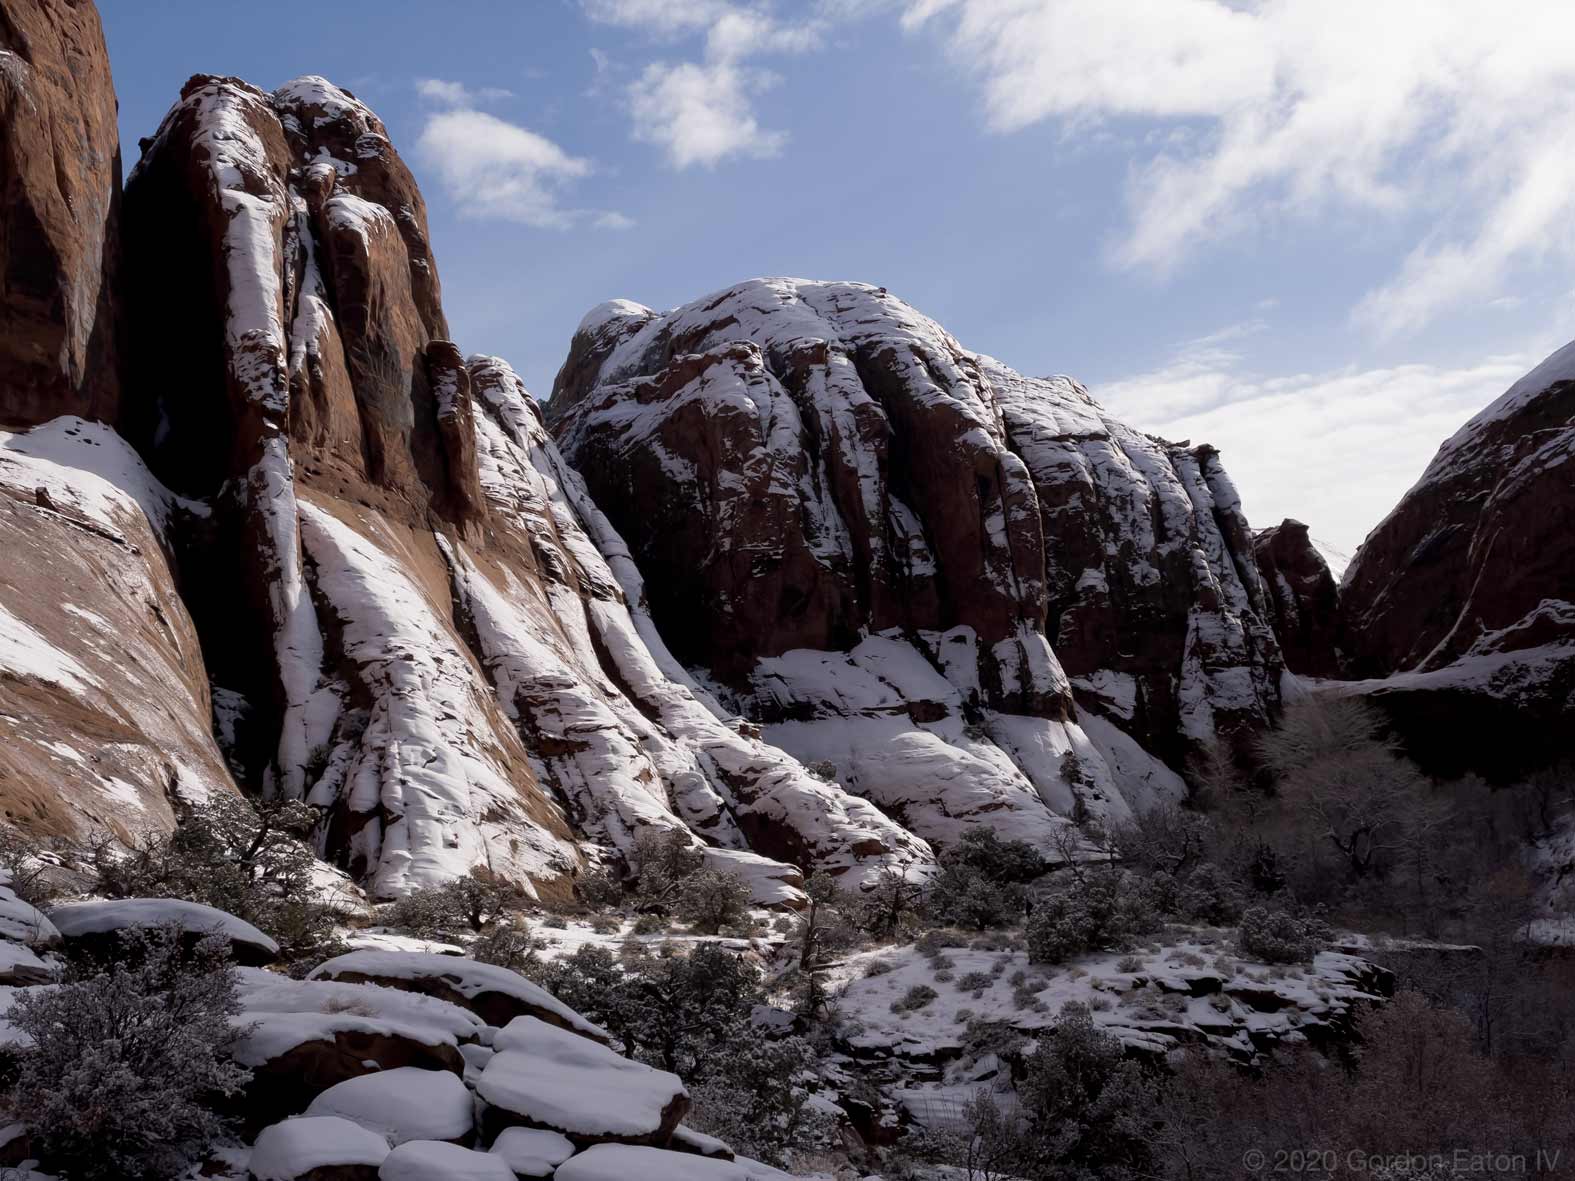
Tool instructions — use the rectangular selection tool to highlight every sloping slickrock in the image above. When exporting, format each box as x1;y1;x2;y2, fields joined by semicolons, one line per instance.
1253;519;1342;678
0;419;238;840
549;278;1254;839
450;355;929;888
379;1142;514;1181
305;1067;473;1146
1337;341;1575;775
476;1016;689;1145
47;897;279;964
310;950;608;1042
0;0;122;428
249;1116;390;1181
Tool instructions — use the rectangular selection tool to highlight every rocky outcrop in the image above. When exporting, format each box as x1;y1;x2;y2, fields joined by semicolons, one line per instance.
1254;519;1342;678
0;0;122;428
0;418;238;838
1335;342;1575;777
549;279;1272;845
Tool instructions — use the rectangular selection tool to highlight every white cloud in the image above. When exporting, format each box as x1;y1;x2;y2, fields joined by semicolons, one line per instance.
416;77;514;107
1093;331;1552;566
582;0;820;168
416;109;629;230
628;59;787;168
906;0;1575;336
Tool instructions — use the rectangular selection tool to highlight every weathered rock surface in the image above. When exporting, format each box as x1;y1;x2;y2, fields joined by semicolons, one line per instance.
549;278;1269;844
1335;341;1575;776
0;0;122;427
1254;519;1342;678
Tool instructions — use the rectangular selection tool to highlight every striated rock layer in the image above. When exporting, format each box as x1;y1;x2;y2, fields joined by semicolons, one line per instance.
549;278;1274;844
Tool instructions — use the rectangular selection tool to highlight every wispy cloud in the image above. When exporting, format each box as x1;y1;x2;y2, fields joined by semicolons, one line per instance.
1093;325;1560;561
416;77;515;107
415;107;630;231
904;0;1575;337
582;0;823;168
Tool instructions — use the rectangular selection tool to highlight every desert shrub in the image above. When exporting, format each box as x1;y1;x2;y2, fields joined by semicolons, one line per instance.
632;913;667;935
852;863;928;938
629;829;705;910
1237;905;1329;963
892;983;938;1013
686;1035;835;1168
675;867;751;934
1015;1003;1160;1179
1113;806;1214;875
385;865;527;938
1173;861;1247;924
469;917;541;972
1026;869;1162;964
92;794;340;966
864;958;897;978
11;924;250;1180
927;829;1047;930
530;942;763;1078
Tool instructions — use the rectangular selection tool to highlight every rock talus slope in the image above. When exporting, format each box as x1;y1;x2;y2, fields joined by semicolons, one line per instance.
549;279;1278;845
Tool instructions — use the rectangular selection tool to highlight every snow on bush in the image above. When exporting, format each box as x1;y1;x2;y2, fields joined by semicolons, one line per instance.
1237;906;1330;963
9;924;250;1180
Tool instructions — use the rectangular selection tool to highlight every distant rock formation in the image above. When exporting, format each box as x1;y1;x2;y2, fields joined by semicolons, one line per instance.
549;279;1280;847
1254;519;1342;678
1335;343;1575;776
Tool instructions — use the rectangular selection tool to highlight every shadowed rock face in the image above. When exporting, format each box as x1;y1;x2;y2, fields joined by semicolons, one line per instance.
0;0;122;427
1254;519;1342;678
1333;343;1575;778
1341;344;1575;678
549;279;1283;779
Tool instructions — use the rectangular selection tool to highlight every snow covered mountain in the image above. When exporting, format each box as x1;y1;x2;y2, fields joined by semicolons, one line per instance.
1;0;1570;907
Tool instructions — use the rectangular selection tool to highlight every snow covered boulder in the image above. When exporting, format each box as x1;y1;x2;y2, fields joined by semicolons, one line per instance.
0;879;60;949
379;1141;514;1181
671;1125;735;1161
230;970;477;1128
305;1067;473;1146
0;942;54;987
249;1116;390;1181
47;898;279;965
476;1017;689;1146
488;1128;575;1178
311;951;607;1042
555;1144;795;1181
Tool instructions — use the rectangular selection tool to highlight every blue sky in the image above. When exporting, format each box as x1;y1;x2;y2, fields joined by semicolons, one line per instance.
101;1;1575;566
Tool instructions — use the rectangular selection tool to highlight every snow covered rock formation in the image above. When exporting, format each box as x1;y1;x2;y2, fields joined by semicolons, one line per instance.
549;279;1270;842
1335;342;1575;776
